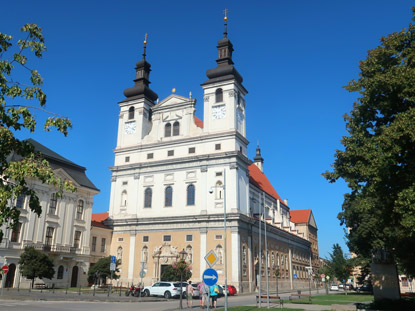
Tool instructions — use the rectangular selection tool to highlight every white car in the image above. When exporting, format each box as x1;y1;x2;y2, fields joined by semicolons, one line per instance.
142;282;187;299
330;284;339;291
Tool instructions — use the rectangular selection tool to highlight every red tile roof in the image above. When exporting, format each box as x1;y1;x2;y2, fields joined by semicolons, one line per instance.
92;212;108;222
249;164;285;205
194;116;203;128
289;209;311;223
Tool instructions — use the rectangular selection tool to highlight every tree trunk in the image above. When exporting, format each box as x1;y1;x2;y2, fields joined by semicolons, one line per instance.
31;278;34;289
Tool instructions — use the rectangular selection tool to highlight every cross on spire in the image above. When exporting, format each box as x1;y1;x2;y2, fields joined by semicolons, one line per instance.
223;8;228;38
142;33;148;60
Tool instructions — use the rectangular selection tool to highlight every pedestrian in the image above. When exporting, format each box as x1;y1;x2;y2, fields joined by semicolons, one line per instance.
186;281;194;308
199;282;209;309
209;284;220;309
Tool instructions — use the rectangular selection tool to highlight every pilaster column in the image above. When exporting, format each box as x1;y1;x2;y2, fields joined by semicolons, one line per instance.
200;228;207;277
128;233;136;280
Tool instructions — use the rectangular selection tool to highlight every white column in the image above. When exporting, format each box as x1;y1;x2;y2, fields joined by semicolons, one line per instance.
289;248;293;290
248;235;253;292
128;234;136;280
200;228;207;277
231;228;240;284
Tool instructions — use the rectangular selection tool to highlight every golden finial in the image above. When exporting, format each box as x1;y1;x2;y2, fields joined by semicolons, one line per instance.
144;33;148;45
223;8;228;21
172;88;176;93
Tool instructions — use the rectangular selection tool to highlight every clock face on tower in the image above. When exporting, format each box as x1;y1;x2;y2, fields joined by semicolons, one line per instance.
212;104;226;120
124;121;136;134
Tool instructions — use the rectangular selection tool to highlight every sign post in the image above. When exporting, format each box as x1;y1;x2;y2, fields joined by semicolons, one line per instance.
203;268;218;311
138;262;146;302
1;265;8;296
108;256;116;297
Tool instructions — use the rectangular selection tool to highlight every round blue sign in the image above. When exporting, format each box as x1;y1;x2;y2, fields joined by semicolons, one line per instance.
293;273;297;279
202;268;218;286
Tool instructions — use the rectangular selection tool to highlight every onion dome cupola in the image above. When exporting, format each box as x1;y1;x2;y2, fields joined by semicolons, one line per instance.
123;34;158;102
254;143;264;172
202;10;244;87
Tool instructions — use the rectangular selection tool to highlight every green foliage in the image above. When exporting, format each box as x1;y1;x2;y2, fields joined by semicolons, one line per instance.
0;24;74;241
160;259;192;281
323;7;415;276
327;244;351;284
87;256;120;284
18;246;55;288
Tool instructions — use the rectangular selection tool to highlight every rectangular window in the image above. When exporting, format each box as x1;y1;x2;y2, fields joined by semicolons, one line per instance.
215;234;223;240
215;172;223;176
163;235;171;242
117;237;124;242
49;193;57;215
215;144;221;150
125;156;130;162
45;227;54;246
11;222;22;242
147;153;154;159
188;147;195;154
16;195;25;209
74;231;81;248
143;236;149;242
92;236;97;252
76;200;84;220
186;235;193;242
167;150;174;156
101;238;106;252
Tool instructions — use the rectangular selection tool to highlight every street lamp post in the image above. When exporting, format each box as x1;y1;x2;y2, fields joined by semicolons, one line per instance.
178;248;187;310
326;276;330;295
209;169;228;311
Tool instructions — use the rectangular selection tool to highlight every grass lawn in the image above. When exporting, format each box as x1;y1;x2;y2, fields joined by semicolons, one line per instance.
288;293;373;305
216;307;307;311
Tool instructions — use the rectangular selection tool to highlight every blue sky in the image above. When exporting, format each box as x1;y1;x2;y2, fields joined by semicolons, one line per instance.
2;0;413;258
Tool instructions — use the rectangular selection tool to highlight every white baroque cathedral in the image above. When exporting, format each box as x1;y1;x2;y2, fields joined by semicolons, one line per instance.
106;19;319;293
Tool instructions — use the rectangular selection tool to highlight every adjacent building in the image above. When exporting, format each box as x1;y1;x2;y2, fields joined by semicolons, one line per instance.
0;139;99;288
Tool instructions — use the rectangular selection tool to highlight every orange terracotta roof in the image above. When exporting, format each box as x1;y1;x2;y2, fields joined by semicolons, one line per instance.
194;116;203;128
91;220;110;229
289;209;311;223
92;212;108;222
249;164;285;204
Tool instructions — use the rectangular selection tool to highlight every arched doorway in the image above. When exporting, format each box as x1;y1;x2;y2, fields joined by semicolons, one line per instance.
71;266;78;287
5;263;16;288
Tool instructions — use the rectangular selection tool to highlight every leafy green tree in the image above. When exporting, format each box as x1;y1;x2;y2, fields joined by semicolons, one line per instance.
160;259;192;282
0;24;74;242
87;256;120;284
328;244;351;283
18;246;55;288
323;7;415;276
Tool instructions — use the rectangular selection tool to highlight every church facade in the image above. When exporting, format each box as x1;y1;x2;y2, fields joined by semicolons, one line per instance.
106;21;319;293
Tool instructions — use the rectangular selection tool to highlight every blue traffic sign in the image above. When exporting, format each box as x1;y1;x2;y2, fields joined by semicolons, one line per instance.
202;268;218;286
293;274;297;279
111;256;116;264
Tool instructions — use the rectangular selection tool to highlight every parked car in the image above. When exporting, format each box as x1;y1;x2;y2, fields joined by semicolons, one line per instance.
221;285;237;296
330;284;339;291
338;283;344;289
345;284;354;290
142;282;187;299
356;284;373;294
221;285;230;295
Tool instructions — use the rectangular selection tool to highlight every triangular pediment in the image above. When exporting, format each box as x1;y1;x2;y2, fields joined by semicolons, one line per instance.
153;94;194;112
53;168;81;188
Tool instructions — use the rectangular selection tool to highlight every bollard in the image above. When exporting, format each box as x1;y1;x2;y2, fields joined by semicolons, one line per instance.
66;284;68;295
52;283;55;294
119;282;122;296
78;284;81;295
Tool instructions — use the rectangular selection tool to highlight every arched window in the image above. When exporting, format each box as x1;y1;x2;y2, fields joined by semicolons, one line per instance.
165;186;173;207
216;245;223;265
144;188;152;208
57;265;64;279
187;184;195;206
76;200;84;220
271;252;275;267
117;246;123;264
215;181;223;199
173;121;180;136
165;123;172;137
121;190;127;207
128;106;134;119
186;245;193;263
242;245;247;264
215;88;223;102
141;246;148;262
